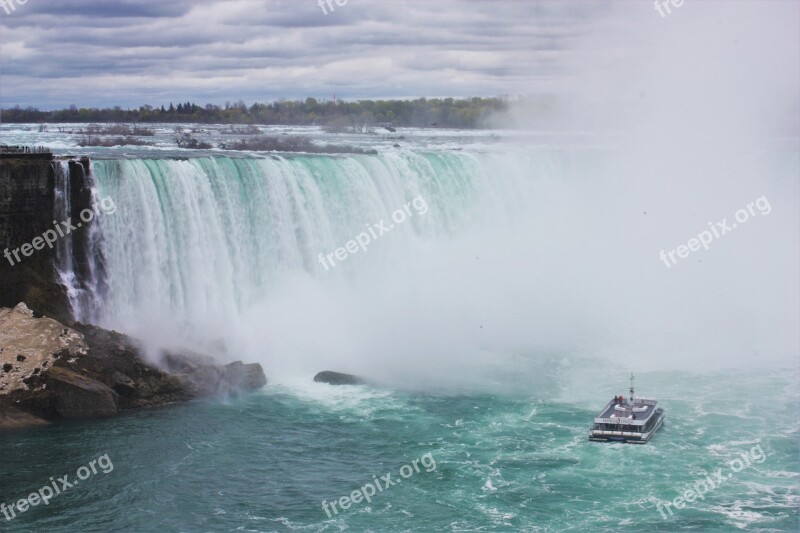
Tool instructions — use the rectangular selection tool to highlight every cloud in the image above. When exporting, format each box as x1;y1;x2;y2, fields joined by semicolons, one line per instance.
0;0;599;108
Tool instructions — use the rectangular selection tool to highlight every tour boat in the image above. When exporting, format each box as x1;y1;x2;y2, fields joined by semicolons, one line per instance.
589;373;665;444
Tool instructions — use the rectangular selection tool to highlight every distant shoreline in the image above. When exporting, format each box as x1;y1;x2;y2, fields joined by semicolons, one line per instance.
1;96;509;130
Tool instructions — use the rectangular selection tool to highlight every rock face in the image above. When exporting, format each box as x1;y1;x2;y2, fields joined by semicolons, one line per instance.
0;156;73;323
68;323;191;409
314;371;366;386
45;367;118;418
0;303;268;430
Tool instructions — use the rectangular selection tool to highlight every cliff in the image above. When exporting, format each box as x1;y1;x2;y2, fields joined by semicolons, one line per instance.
0;153;91;322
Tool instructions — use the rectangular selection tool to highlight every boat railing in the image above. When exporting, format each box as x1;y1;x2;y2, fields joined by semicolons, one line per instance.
634;398;657;405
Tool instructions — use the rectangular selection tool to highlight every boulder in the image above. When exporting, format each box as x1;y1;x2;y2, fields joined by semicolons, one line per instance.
163;352;267;396
45;367;118;418
224;361;268;391
0;405;50;430
314;371;366;386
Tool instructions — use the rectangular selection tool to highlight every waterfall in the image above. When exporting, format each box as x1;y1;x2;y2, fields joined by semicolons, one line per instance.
53;161;108;323
80;151;535;332
53;161;80;315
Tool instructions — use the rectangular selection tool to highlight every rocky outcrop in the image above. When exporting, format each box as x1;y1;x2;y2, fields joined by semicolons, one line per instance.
163;354;267;396
45;367;118;418
223;361;268;391
0;303;268;430
0;405;50;429
67;323;191;409
314;370;366;386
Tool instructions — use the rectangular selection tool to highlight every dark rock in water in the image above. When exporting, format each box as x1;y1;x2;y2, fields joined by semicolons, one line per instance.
45;367;118;418
0;405;50;430
223;361;268;391
162;353;267;397
314;371;366;385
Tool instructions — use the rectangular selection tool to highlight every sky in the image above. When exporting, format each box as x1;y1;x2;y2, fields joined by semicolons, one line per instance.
0;0;797;113
0;0;609;109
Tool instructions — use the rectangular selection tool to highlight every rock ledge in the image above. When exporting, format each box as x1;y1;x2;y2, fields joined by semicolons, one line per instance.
0;303;267;430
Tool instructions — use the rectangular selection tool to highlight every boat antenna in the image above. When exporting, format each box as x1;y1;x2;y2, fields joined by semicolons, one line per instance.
629;372;635;404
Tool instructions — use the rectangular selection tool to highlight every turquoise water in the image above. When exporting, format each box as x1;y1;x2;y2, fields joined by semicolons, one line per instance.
2;364;798;532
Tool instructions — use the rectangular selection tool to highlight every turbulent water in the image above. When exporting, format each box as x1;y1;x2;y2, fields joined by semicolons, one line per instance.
1;124;798;531
1;366;797;531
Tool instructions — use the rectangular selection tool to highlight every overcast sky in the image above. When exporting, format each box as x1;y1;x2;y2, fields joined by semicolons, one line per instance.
0;1;797;112
0;0;612;109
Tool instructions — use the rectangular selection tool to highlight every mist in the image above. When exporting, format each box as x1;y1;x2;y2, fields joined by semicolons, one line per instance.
81;2;800;394
222;1;799;391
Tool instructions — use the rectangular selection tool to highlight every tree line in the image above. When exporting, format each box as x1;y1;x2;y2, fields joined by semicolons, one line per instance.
1;97;509;129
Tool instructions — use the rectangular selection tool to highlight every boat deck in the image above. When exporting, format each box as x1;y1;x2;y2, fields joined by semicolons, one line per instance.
597;401;655;421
